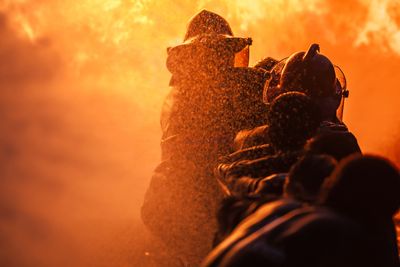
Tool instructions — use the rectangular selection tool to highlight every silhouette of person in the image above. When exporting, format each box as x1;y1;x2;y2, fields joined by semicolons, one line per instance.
142;10;269;265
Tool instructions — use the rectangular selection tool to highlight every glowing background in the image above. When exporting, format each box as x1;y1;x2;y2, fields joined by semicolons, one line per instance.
0;0;399;266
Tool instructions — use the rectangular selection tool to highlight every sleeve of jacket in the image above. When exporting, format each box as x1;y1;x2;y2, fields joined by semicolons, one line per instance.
216;156;277;196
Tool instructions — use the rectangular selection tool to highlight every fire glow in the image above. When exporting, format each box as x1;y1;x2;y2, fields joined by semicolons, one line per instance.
0;1;400;266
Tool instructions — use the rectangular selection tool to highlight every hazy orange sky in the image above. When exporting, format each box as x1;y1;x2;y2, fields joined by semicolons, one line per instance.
2;0;399;155
1;0;400;266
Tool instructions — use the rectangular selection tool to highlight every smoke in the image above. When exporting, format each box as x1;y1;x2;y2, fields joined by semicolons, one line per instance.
0;3;161;266
0;0;400;266
356;0;400;54
0;12;61;87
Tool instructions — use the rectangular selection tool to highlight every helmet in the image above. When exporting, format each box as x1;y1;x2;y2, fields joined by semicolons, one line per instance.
263;44;349;121
183;10;251;67
184;10;233;41
166;34;252;74
166;10;252;77
280;43;336;98
264;44;343;101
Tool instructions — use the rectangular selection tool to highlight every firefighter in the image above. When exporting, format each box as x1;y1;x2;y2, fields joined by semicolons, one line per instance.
210;155;400;267
233;43;359;154
142;10;268;265
215;92;322;197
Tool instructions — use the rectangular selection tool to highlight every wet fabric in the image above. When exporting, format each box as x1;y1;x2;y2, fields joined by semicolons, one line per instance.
233;125;270;151
212;174;287;247
212;193;282;247
216;206;375;267
203;199;302;267
216;150;301;197
232;120;360;153
142;159;220;265
361;220;400;267
142;50;268;264
161;67;268;163
319;155;400;267
267;92;321;152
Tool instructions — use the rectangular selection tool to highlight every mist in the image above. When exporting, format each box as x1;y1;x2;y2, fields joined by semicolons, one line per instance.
0;0;399;266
